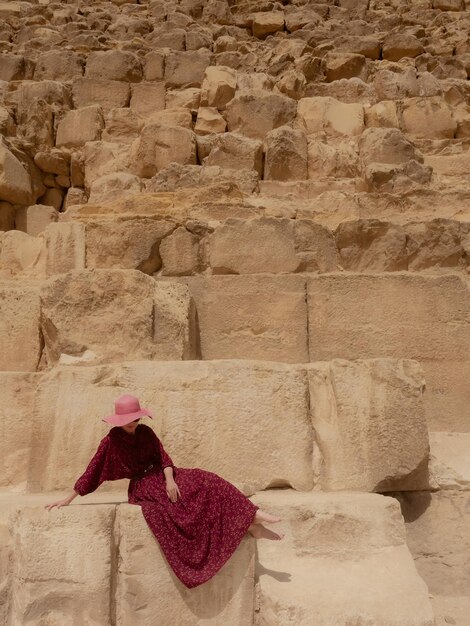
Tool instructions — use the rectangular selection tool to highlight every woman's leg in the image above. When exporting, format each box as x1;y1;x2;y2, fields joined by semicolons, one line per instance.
247;523;284;540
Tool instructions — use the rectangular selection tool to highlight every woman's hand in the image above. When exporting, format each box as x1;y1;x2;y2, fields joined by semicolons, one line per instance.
166;479;181;503
44;494;76;511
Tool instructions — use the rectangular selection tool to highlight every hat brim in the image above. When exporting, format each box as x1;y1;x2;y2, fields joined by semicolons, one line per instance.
102;408;153;426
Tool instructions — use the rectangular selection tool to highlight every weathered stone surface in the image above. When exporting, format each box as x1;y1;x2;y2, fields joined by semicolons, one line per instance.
10;506;114;625
0;142;33;205
382;34;425;61
307;138;360;178
0;286;41;372
307;274;470;431
0;372;37;488
29;360;312;494
116;504;255;625
251;11;284;38
56;105;104;148
130;125;197;178
160;226;201;276
253;490;434;626
264;125;308;181
86;50;142;82
44;222;86;276
208;217;300;274
204;132;263;176
165;49;212;88
85;217;174;272
325;52;367;82
194;106;227;135
88;172;144;204
34;50;83;81
72;78;131;111
309;359;430;491
429;432;470;490
226;90;297;139
0;229;45;278
200;65;237;109
84;141;131;189
129;82;165;117
39;269;197;367
400;97;457;139
102;107;144;144
15;204;58;236
165;275;308;362
296;97;365;137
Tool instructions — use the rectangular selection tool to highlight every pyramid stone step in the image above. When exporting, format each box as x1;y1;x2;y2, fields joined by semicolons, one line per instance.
252;490;435;626
429;432;470;490
14;357;430;495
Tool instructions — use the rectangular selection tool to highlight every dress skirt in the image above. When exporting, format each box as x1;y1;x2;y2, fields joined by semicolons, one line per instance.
128;467;259;588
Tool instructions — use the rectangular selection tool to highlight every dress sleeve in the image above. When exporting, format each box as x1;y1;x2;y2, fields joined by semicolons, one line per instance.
146;426;174;469
73;436;110;496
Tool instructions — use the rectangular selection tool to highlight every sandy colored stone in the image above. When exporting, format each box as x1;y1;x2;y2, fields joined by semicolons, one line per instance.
83;141;131;190
200;65;237;110
276;69;307;100
307;273;470;431
88;172;144;204
0;53;24;81
309;358;431;491
146;107;193;129
29;360;312;494
404;219;464;271
143;50;165;81
325;52;366;82
160;226;200;275
164;49;212;88
33;50;83;81
165;275;308;362
264;125;308;181
10;505;114;625
0;286;41;372
296;97;365;137
116;504;255;625
293;220;341;272
72;78;131;111
165;87;201;112
129;82;165;117
56;105;104;149
102;108;144;144
39;269;196;367
429;432;470;490
0;230;45;277
365;101;399;128
130;125;197;178
251;11;284;38
253;490;434;626
85;217;174;272
44;222;86;276
307;138;360;179
382;33;425;61
15;204;58;236
0;372;37;488
194;106;227;135
86;50;142;82
209;217;300;274
34;150;70;177
204;132;263;176
400;96;457;139
359;127;424;166
226;90;297;139
395;491;470;597
0;142;33;205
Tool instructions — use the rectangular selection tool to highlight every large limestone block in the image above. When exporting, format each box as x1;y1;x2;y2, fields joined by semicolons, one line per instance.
226;90;297;139
400;97;457;139
307;138;360;179
168;275;309;362
296;97;364;137
102;107;144;144
15;203;58;236
395;491;470;597
129;82;166;117
88;172;144;204
0;286;41;372
130;125;197;178
194;106;227;135
85;217;174;272
29;360;313;494
309;359;430;492
56;105;104;148
0;372;38;488
72;78;131;111
116;504;255;625
0;53;24;81
359;127;424;166
0;142;33;205
429;432;470;490
86;50;142;82
164;49;212;88
34;50;83;81
251;11;285;38
204;132;263;176
382;33;425;61
160;226;201;276
200;65;237;110
253;490;434;626
307;274;470;431
264;125;308;181
44;222;85;276
208;217;300;273
39;269;197;367
84;141;131;190
11;505;115;625
0;230;45;278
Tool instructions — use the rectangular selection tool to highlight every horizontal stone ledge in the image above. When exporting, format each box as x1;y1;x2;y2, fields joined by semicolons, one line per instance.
0;357;432;495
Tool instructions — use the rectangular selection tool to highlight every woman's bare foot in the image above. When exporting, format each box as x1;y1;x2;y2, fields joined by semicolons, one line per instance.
254;509;282;525
248;523;284;540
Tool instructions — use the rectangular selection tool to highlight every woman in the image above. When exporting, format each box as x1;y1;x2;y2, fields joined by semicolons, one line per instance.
45;394;283;588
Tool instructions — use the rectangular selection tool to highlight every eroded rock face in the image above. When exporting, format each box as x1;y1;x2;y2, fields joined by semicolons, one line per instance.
39;269;197;367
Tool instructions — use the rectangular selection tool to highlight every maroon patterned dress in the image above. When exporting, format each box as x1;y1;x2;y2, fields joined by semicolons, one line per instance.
73;423;258;588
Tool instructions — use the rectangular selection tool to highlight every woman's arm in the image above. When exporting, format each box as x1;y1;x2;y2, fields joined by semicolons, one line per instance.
45;489;79;510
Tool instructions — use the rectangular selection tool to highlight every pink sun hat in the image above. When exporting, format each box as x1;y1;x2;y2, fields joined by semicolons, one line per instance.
102;394;154;426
